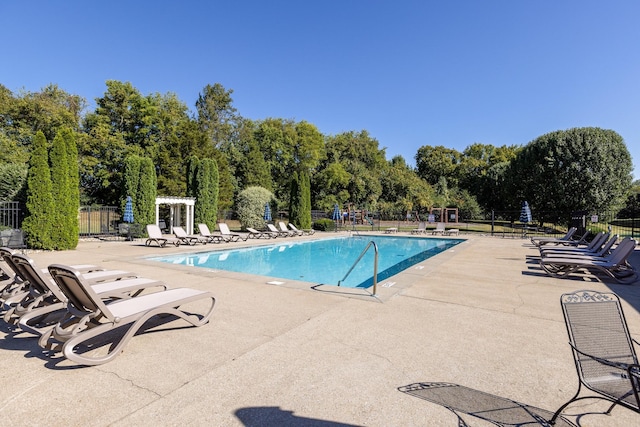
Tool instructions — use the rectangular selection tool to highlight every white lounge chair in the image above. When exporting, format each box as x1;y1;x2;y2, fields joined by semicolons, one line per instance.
173;226;206;245
267;223;289;237
145;224;180;247
246;227;273;239
278;222;297;237
218;223;243;242
197;223;224;243
42;264;216;365
411;222;427;235
8;254;166;337
432;222;446;235
288;223;314;235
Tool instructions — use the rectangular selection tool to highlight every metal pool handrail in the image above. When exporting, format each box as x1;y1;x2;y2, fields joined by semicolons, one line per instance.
338;240;379;296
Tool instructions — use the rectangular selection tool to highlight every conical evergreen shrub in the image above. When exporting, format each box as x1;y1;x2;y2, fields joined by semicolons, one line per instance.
22;131;55;249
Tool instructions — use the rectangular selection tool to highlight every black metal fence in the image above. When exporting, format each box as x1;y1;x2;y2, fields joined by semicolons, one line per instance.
0;201;22;229
309;207;640;238
2;201;639;242
78;206;121;238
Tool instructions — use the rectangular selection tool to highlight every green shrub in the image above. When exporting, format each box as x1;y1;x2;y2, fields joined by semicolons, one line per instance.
236;186;275;229
313;218;335;231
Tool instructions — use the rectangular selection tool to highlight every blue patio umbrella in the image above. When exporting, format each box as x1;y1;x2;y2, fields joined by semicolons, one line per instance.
263;202;272;222
332;204;340;221
519;201;532;224
123;196;134;223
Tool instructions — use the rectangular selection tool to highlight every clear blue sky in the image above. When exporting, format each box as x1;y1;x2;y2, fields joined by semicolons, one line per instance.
2;1;639;179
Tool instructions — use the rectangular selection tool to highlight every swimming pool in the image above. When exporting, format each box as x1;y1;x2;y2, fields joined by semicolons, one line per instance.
149;235;463;288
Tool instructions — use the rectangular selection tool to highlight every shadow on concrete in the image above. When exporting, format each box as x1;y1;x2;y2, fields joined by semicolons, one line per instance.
234;406;363;427
398;382;576;427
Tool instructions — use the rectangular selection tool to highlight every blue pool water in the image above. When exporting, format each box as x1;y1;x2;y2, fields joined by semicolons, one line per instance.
148;235;463;288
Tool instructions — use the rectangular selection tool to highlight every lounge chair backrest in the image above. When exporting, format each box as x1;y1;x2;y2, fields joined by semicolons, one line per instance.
585;232;606;251
606;237;636;265
0;247;13;262
199;223;212;235
246;227;260;233
0;247;19;277
146;224;163;239
558;290;639;411
278;222;288;232
218;223;232;235
563;227;577;240
596;234;618;256
435;223;445;231
48;264;115;320
11;254;66;301
173;226;188;237
267;224;279;233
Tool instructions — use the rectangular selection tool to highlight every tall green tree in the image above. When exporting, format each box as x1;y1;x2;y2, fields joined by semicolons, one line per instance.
123;155;141;209
289;171;301;226
22;131;55;249
196;83;239;149
415;145;461;186
299;171;312;229
195;84;241;211
122;155;156;226
80;81;204;205
507;127;633;224
64;128;80;248
316;130;385;210
50;128;77;249
211;149;234;212
136;157;157;227
379;155;434;219
194;158;219;227
238;138;272;190
185;155;200;198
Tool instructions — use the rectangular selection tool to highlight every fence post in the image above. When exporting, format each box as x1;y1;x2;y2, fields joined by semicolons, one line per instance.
491;210;495;236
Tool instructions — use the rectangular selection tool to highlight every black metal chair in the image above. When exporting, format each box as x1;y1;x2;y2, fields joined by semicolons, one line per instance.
550;290;640;424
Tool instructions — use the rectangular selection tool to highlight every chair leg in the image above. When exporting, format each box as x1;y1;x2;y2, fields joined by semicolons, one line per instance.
604;400;617;415
549;385;581;425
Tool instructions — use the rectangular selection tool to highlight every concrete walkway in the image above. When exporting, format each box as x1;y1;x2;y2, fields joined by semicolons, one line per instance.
1;233;639;426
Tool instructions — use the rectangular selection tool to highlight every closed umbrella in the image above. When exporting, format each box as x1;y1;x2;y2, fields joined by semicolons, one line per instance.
332;204;340;221
263;202;272;222
123;196;134;223
519;201;533;237
519;201;532;224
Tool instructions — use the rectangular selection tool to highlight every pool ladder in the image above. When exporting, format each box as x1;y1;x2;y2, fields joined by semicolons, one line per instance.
338;240;379;296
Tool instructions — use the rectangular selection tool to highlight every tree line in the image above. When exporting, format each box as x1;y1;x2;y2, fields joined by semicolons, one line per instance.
1;81;637;233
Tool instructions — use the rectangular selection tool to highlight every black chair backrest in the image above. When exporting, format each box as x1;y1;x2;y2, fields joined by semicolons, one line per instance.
561;291;638;395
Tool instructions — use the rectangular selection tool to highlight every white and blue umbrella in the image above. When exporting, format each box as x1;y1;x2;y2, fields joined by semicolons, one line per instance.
123;196;134;223
519;201;532;224
332;204;340;221
263;202;272;222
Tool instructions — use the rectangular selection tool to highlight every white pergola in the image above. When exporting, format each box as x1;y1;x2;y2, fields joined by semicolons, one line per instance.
155;196;196;235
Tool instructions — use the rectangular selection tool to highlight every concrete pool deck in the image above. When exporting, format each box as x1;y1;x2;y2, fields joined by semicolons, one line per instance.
2;232;639;426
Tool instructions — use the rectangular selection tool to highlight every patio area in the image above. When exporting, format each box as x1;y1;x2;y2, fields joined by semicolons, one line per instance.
1;232;639;426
